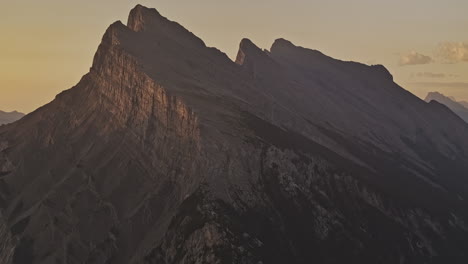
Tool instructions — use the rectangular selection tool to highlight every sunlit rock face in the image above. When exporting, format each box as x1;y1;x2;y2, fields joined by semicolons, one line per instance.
1;5;468;264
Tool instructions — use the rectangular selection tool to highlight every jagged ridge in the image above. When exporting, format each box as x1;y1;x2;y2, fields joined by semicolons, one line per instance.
0;4;468;264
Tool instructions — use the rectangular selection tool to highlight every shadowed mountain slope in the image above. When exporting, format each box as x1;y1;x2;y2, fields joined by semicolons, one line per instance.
1;5;468;264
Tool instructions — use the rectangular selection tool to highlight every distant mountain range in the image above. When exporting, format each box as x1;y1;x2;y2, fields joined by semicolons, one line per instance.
425;92;468;122
1;5;468;263
0;110;24;125
460;100;468;108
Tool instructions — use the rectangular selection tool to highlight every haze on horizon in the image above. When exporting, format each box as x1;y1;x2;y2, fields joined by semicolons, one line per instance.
1;0;468;113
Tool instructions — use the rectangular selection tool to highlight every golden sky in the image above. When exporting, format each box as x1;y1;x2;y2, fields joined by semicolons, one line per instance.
1;0;468;113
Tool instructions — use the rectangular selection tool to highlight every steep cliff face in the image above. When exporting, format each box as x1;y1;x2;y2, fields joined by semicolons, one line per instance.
1;5;468;264
0;13;205;264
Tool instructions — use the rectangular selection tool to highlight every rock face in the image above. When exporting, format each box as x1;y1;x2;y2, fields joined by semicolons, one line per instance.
425;91;468;123
0;111;24;125
1;5;468;264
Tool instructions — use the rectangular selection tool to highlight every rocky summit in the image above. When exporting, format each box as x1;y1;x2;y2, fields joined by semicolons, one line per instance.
1;5;468;264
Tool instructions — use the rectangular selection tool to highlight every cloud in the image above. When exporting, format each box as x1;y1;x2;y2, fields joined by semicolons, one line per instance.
413;72;445;78
399;51;432;66
436;42;468;63
409;82;468;89
411;72;459;79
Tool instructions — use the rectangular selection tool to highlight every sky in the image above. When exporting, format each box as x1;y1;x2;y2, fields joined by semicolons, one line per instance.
1;0;468;113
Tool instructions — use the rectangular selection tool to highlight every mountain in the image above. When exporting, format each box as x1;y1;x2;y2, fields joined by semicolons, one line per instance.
1;5;468;263
0;110;24;125
460;101;468;108
425;92;468;123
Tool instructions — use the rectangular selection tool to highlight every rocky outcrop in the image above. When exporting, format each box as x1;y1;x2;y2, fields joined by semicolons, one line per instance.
0;5;468;264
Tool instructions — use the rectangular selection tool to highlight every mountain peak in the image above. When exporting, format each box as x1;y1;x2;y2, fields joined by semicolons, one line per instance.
270;38;295;52
127;4;162;32
426;91;443;97
3;5;468;263
269;38;327;60
125;4;207;49
239;38;256;49
425;91;468;122
273;38;294;47
370;64;393;81
236;38;263;65
101;21;126;45
425;91;453;104
0;110;24;125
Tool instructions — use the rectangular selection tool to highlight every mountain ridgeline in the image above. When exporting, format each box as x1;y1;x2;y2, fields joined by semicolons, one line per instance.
0;111;24;125
425;91;468;123
1;5;468;264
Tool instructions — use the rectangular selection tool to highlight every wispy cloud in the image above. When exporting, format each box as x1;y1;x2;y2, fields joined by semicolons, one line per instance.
411;72;458;79
413;72;445;78
436;42;468;63
399;51;432;66
409;82;468;89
